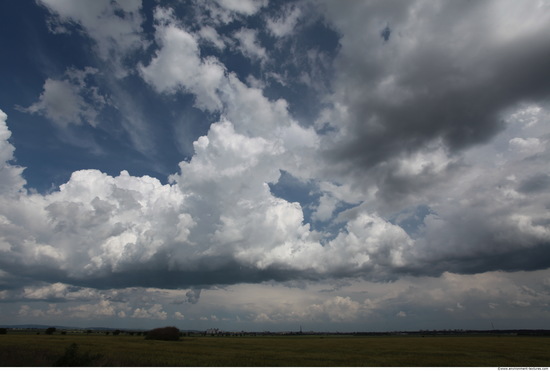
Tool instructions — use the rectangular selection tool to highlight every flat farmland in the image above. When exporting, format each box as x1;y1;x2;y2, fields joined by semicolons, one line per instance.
1;333;549;367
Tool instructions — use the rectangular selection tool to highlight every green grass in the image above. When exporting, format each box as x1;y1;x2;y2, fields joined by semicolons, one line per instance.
1;333;549;366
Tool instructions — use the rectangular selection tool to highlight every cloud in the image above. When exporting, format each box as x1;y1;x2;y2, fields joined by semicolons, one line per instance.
17;67;106;128
0;110;26;194
30;5;168;160
38;0;145;76
198;26;226;50
311;193;339;222
1;104;413;290
22;283;100;302
139;8;225;112
307;296;361;322
266;4;302;38
139;7;320;150
3;100;550;293
232;28;268;63
0;167;193;288
319;0;550;177
22;79;84;127
168;118;323;274
185;289;201;304
0;111;318;290
7;269;550;330
132;304;167;320
327;211;413;274
18;304;62;318
186;0;267;30
3;2;550;334
517;173;550;194
69;300;118;318
214;0;268;16
509;137;546;156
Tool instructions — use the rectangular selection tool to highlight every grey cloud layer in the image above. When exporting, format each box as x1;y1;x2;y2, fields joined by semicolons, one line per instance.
5;269;550;329
322;0;550;163
317;0;550;216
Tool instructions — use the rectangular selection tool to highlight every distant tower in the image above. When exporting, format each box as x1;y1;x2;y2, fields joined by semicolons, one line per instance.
299;325;302;334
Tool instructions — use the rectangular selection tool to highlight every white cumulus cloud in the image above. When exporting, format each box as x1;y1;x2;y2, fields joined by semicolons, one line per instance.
139;9;225;112
0;110;26;194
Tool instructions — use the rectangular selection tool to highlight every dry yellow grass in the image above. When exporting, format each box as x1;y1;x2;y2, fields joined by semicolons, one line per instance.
1;332;549;366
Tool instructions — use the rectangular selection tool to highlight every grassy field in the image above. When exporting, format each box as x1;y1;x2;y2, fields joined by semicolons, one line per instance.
1;332;549;367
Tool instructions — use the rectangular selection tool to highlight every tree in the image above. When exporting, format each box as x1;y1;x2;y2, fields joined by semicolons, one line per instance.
45;327;56;335
145;326;180;341
0;328;7;334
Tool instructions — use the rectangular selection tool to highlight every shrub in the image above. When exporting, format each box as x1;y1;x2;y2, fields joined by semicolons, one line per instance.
0;328;7;334
145;326;180;341
45;327;56;335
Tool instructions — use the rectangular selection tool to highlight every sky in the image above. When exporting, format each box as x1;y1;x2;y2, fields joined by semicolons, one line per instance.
0;0;550;332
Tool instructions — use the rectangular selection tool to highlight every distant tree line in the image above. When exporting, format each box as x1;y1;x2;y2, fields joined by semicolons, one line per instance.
145;326;180;341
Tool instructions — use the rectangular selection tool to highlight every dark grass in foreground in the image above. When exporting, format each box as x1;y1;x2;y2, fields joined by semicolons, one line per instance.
1;333;550;367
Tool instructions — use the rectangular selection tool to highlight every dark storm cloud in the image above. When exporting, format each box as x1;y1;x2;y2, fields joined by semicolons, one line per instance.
75;263;317;290
324;1;550;171
414;244;550;277
0;249;320;291
371;156;464;211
